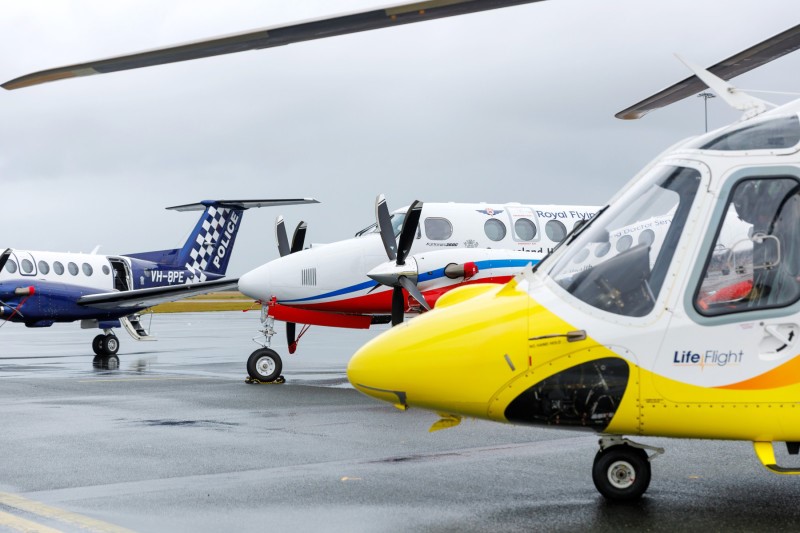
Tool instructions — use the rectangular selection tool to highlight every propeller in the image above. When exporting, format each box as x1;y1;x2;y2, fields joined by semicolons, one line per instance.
274;216;307;352
369;195;430;326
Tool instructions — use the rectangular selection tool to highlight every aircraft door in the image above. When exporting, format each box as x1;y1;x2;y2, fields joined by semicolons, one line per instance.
12;251;37;276
108;258;132;291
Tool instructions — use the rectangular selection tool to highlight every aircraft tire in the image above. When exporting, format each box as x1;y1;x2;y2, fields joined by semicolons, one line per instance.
591;445;651;501
92;335;105;356
101;334;120;356
247;348;282;382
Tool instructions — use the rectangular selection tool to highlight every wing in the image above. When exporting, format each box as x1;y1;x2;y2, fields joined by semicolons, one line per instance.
616;23;800;120
77;278;240;310
3;0;544;90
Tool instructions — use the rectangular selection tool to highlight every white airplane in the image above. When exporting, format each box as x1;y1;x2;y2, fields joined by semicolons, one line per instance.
0;198;316;359
236;196;598;381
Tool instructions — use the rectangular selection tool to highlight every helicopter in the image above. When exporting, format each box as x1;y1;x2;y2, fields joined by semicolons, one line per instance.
348;23;800;500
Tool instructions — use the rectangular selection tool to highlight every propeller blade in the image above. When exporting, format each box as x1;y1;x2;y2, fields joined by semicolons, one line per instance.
376;194;397;262
287;322;297;354
290;221;307;254
396;200;423;266
391;287;405;326
275;216;290;257
398;275;431;311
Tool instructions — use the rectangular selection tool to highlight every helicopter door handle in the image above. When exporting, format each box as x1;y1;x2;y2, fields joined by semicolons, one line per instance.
759;324;798;361
529;330;587;343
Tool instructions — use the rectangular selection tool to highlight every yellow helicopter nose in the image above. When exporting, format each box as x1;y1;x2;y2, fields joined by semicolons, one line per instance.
347;280;530;418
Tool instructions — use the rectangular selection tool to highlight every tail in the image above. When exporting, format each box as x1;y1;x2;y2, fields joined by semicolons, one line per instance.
126;198;319;280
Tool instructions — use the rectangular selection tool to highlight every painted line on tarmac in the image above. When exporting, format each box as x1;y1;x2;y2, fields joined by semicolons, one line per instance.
0;509;62;533
0;492;134;533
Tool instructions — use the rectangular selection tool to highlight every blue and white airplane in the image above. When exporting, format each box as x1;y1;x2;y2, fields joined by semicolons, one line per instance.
0;198;317;358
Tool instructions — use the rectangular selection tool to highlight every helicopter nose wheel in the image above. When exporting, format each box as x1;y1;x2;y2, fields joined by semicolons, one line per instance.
247;348;283;382
592;437;663;501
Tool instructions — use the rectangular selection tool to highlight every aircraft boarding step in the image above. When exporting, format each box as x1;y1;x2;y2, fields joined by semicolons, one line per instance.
121;314;155;341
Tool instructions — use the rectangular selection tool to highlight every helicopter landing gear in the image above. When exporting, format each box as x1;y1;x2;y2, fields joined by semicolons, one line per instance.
92;331;120;357
592;436;664;501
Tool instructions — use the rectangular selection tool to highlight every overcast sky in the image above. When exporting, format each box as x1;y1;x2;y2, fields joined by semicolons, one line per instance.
1;1;799;277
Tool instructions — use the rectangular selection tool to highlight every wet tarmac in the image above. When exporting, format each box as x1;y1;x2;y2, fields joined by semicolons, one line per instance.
1;312;800;532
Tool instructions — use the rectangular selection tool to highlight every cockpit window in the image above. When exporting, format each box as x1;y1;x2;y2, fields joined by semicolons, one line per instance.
547;166;702;317
355;213;406;238
697;115;800;151
695;177;800;315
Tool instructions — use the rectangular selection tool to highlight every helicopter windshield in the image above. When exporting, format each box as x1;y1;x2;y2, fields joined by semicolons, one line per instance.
355;212;406;238
546;165;702;317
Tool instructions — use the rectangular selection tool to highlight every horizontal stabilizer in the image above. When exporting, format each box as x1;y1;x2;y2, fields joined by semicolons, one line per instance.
616;23;800;120
3;0;544;90
167;198;319;212
78;278;239;310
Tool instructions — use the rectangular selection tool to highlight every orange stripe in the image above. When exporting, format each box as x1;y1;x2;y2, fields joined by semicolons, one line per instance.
716;353;800;390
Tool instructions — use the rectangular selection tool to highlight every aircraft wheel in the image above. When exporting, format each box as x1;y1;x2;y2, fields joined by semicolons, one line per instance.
592;444;651;501
247;348;282;382
92;335;105;356
101;334;120;356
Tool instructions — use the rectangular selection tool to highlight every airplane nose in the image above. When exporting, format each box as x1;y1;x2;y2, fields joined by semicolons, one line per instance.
347;280;530;418
238;264;271;302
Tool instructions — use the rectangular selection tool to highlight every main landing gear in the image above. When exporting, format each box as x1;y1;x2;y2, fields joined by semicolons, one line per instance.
92;332;120;357
592;436;664;501
246;309;286;383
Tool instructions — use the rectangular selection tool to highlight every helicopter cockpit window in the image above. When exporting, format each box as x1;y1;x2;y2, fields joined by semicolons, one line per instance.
547;166;702;317
355;212;406;238
695;177;800;315
697;115;800;151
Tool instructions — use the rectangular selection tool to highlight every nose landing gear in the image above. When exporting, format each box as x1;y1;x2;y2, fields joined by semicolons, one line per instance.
246;308;286;384
592;436;664;501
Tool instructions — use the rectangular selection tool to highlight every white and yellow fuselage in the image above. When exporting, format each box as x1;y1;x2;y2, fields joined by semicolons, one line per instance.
349;105;800;473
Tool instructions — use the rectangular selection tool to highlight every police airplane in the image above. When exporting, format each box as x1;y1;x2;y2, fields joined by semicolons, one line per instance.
236;195;597;382
0;198;316;359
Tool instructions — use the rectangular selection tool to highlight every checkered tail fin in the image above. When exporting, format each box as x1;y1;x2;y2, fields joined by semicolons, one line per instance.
176;205;245;280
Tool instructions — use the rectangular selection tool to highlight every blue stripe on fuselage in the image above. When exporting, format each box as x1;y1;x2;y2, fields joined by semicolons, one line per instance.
281;258;537;304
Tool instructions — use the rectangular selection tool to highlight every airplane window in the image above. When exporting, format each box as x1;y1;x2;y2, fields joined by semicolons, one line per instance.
102;265;110;275
595;242;611;258
53;261;64;275
698;115;800;151
38;261;50;275
68;262;79;276
638;229;655;247
545;220;567;243
355;212;406;238
573;220;586;231
425;218;453;241
484;219;506;242
695;176;800;316
82;263;93;276
5;260;17;274
515;219;537;241
616;235;633;253
21;259;34;274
